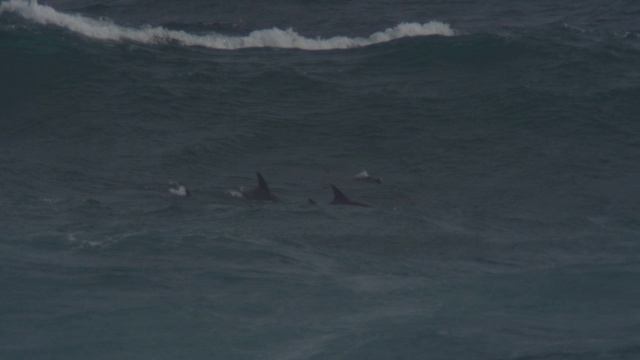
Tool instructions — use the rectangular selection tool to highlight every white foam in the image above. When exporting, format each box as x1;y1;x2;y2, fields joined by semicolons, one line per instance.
227;190;244;199
0;0;455;50
168;181;190;197
355;170;370;178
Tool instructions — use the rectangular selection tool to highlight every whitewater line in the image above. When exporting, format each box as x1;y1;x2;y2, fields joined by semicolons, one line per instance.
0;0;455;50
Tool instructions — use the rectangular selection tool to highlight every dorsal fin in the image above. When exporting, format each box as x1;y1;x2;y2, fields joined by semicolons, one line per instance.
241;172;280;202
256;172;270;192
330;184;371;207
330;184;351;204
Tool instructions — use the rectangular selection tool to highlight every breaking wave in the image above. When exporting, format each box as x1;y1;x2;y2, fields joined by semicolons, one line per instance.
0;0;455;50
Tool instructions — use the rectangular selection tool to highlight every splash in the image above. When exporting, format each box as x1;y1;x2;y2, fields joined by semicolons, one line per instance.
0;0;455;50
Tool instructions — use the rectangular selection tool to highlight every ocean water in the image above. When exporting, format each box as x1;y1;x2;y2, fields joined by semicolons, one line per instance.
1;0;640;359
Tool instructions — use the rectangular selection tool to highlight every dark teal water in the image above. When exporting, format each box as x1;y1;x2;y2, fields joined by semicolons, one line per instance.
1;1;639;359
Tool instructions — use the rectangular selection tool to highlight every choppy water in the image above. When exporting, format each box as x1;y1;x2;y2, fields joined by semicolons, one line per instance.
1;0;640;359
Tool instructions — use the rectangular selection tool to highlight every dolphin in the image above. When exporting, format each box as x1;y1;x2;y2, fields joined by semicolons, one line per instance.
242;172;280;202
329;184;371;207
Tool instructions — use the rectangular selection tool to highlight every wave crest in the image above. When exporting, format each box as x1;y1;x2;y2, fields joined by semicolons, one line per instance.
0;0;455;50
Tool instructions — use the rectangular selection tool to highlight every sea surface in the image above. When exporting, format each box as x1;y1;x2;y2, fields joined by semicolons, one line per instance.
1;0;639;359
